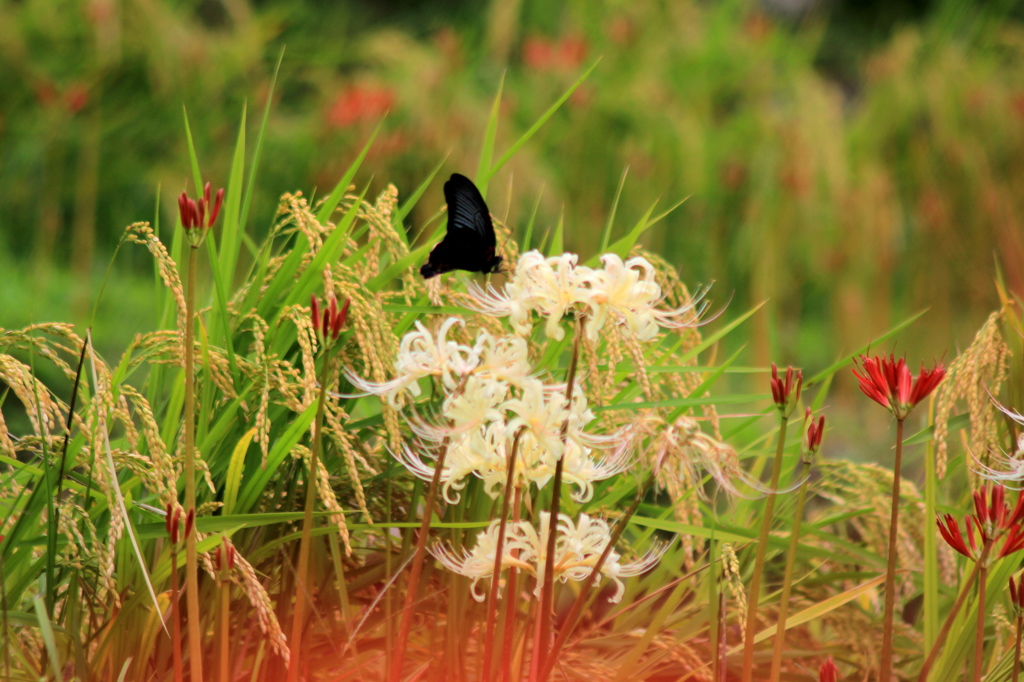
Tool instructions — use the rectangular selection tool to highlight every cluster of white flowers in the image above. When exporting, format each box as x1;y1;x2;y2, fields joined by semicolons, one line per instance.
349;320;628;502
431;512;669;603
468;250;708;342
397;357;629;503
345;318;533;406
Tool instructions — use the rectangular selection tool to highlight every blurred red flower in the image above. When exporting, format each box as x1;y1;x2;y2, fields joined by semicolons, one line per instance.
327;85;394;128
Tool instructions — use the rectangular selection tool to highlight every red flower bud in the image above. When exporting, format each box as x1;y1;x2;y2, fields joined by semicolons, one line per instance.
819;656;838;682
769;363;802;414
185;508;195;539
310;296;321;337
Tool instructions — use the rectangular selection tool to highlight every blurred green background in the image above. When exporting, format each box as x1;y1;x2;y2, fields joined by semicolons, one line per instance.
3;0;1023;378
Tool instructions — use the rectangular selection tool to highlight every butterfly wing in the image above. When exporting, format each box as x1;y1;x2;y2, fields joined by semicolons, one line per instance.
420;173;502;278
444;173;496;249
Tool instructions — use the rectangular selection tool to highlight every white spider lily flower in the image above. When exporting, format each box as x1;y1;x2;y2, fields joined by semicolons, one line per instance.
470;331;534;387
433;513;669;604
578;254;709;342
468;251;594;341
503;379;595;462
968;395;1024;486
468;249;710;343
346;318;477;405
430;519;532;601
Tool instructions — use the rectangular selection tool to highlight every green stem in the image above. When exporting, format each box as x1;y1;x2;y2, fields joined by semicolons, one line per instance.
184;244;204;682
741;414;789;682
879;418;905;682
918;549;986;681
769;465;810;681
484;431;524;681
287;341;333;682
973;564;987;682
530;317;584;681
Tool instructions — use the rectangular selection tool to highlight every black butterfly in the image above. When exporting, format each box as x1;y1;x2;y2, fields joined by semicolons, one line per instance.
420;173;503;279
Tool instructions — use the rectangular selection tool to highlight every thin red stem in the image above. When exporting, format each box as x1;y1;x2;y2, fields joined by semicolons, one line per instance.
483;431;524;680
499;486;523;682
880;418;905;682
973;565;987;682
170;551;183;682
529;317;584;680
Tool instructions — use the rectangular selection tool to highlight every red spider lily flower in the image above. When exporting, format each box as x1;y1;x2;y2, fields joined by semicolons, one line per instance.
310;295;351;344
1011;575;1024;615
184;508;195;540
819;656;839;682
178;182;224;245
214;539;236;573
937;485;1024;562
852;354;944;420
770;363;803;415
806;410;826;455
166;503;183;544
1001;523;1024;558
937;513;976;559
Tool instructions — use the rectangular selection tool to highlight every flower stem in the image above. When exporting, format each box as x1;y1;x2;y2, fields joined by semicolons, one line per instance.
287;340;334;682
391;438;454;681
171;550;183;682
917;548;986;681
483;431;524;681
769;462;810;682
879;418;905;682
538;473;654;682
499;485;523;682
530;316;584;681
183;244;204;682
741;413;789;682
973;564;987;682
219;575;230;682
1013;615;1022;682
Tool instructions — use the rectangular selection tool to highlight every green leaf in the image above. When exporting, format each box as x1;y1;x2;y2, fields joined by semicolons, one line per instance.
33;595;64;682
218;100;248;291
223;428;256;517
804;309;929;386
521;185;545;251
475;71;505;199
316;121;382;225
483;59;600;184
600;166;629;253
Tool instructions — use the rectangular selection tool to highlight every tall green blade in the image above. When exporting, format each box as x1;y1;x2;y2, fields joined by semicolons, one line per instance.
475;71;505;199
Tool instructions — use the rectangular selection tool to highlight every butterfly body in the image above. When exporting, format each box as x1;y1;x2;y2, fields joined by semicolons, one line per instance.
420;173;502;278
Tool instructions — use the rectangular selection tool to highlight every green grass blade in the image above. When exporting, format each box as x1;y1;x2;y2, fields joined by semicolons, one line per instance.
182;106;204;193
475;70;505;199
315;120;382;225
548;206;564;256
223;428;256;517
521;185;545;251
238;47;284;238
394;154;449;246
483;58;600;184
32;595;64;682
218;100;248;289
86;333;167;635
600;166;629;253
804;309;929;386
